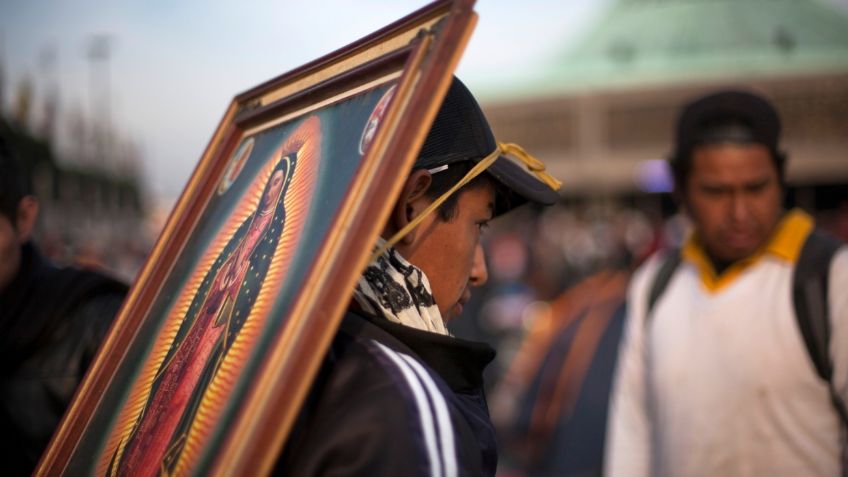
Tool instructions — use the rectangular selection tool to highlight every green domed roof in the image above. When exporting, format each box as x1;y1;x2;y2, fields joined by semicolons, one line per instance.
484;0;848;99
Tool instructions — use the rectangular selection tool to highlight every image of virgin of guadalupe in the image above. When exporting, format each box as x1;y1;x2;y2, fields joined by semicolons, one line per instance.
112;152;297;477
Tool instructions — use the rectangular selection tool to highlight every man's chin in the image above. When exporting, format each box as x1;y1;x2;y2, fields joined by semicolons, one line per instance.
707;233;764;263
713;244;760;264
444;303;462;322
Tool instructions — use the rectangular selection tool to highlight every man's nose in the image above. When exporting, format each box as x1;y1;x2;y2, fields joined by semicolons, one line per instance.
469;244;488;287
730;192;751;223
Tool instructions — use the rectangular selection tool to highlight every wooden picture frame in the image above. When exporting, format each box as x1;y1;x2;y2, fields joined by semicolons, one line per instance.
37;1;477;475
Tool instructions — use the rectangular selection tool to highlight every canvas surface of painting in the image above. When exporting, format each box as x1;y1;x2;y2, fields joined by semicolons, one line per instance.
68;81;398;476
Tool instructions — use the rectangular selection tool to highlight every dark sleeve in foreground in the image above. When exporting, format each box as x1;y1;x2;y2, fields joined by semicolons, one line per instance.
1;286;126;476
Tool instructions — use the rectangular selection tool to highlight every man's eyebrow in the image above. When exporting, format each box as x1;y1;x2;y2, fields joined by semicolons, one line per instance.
745;176;771;186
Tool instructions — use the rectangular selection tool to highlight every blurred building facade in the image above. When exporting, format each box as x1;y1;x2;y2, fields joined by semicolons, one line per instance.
481;0;848;209
1;79;149;282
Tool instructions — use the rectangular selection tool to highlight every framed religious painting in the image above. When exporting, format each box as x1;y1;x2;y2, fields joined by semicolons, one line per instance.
37;0;478;475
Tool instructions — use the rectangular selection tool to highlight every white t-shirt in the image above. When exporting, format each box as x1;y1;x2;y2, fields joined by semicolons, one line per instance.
605;210;848;477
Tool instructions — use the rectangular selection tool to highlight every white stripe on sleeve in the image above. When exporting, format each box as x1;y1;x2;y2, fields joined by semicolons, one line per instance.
399;352;458;477
373;341;443;477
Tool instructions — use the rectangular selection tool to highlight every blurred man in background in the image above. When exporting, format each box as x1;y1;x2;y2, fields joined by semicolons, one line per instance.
605;90;848;476
0;132;128;476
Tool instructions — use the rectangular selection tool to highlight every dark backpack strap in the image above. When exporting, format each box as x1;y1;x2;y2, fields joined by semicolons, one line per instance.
793;229;848;433
793;229;841;382
646;248;682;319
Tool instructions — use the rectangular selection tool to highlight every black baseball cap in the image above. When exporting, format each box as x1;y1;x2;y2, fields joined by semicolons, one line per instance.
673;89;781;157
414;77;560;213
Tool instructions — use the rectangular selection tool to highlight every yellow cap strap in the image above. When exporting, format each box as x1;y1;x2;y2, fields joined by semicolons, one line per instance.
497;142;562;191
368;142;560;264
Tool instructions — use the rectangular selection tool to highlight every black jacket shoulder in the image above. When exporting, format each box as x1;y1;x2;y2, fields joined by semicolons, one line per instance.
277;311;498;476
0;242;128;476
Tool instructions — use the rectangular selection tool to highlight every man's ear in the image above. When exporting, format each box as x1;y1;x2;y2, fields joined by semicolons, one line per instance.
15;196;39;243
390;169;432;245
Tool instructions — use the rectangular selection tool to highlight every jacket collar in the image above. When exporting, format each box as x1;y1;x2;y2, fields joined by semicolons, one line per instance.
342;311;495;393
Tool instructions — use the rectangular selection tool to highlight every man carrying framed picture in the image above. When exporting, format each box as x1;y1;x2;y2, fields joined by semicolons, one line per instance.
276;77;561;476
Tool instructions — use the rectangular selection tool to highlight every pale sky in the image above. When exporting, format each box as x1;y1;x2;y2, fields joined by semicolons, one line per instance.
0;0;608;204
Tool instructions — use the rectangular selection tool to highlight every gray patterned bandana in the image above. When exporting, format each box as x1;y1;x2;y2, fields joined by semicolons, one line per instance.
353;238;449;336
